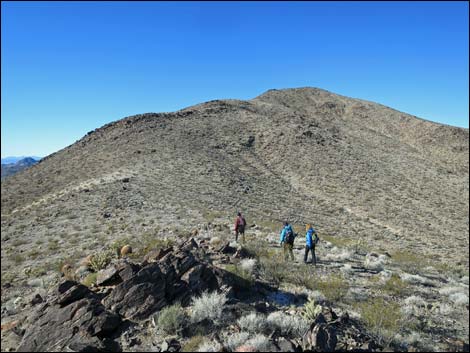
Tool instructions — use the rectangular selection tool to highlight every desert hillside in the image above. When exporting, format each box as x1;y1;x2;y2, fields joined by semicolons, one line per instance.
2;87;468;262
1;87;468;352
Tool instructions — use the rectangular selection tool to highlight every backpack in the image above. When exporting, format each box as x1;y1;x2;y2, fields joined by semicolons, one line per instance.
313;233;320;245
237;217;246;231
286;229;296;244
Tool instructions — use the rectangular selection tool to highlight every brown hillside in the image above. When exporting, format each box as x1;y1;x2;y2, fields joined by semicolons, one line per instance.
2;88;468;264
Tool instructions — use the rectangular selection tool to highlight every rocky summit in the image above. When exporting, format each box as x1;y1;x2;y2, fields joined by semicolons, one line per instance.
1;87;468;352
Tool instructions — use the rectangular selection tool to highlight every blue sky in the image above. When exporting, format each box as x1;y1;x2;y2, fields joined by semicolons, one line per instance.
1;1;468;157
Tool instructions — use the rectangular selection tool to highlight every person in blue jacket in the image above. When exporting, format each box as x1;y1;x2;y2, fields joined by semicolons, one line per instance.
280;221;295;261
304;224;319;265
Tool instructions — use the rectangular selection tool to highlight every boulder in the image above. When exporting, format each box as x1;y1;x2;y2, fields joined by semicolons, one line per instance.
103;263;167;321
143;247;173;264
96;266;122;286
17;281;121;352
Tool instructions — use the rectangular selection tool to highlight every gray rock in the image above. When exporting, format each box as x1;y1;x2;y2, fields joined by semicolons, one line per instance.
96;266;121;286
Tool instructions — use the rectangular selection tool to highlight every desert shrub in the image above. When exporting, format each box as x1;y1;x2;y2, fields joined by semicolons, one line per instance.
382;273;407;296
449;292;469;306
323;247;354;262
266;312;309;337
402;296;426;315
240;258;257;275
237;313;267;334
209;236;222;247
89;249;115;272
438;285;469;306
258;258;287;285
135;234;175;258
197;340;222;352
307;275;349;302
225;263;254;286
82;273;98;287
400;273;433;286
190;291;227;325
364;254;386;272
111;237;133;256
244;334;271;351
242;241;272;259
301;298;322;322
156;303;186;335
27;266;47;278
354;297;402;345
340;264;354;276
182;336;204;352
224;332;250;352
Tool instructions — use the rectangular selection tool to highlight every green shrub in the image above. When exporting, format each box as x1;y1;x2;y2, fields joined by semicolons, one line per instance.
258;258;287;286
224;263;254;287
294;273;349;302
82;273;98;287
156;303;186;335
301;298;322;322
89;249;115;272
354;297;402;345
382;273;407;297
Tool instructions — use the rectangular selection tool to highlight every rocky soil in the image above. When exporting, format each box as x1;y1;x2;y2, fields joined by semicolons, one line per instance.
1;87;468;351
2;228;469;352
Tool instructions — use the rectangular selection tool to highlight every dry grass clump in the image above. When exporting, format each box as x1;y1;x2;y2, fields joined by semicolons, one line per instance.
237;313;267;334
266;312;309;337
190;291;227;325
354;297;402;345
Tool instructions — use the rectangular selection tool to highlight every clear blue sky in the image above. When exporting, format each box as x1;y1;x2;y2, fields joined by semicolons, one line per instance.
2;1;468;157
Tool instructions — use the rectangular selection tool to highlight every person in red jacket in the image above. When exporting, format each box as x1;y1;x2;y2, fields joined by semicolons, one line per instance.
234;212;247;243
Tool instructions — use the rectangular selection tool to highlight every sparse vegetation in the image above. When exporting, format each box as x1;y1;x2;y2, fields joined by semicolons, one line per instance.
266;311;309;337
10;253;25;264
181;336;205;352
382;273;407;296
237;313;267;334
190;291;227;325
156;303;186;335
354;297;402;345
89;249;115;272
301;298;322;322
82;272;98;287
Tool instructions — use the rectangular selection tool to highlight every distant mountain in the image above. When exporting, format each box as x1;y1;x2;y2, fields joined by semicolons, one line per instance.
1;157;39;179
1;156;42;164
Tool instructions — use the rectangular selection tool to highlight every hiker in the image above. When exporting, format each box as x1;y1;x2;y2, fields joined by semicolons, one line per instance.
234;212;247;242
304;224;319;265
280;221;296;261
